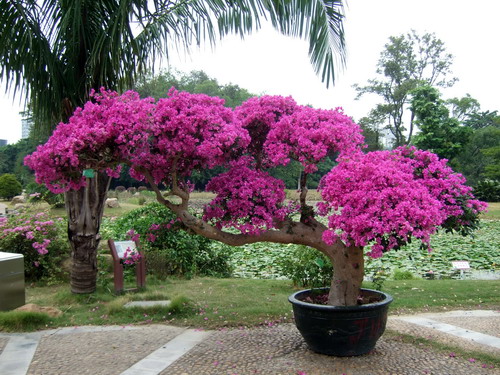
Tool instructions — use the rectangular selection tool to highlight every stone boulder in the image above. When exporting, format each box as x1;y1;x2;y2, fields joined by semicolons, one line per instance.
11;195;26;204
15;303;63;318
106;197;120;208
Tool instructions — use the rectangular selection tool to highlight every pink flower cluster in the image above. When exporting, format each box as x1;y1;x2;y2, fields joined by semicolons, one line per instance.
0;212;56;255
25;88;248;190
235;96;364;171
130;88;249;183
319;146;487;257
204;159;292;234
126;229;140;242
25;89;155;193
235;95;297;167
122;248;141;265
24;88;485;249
265;106;365;172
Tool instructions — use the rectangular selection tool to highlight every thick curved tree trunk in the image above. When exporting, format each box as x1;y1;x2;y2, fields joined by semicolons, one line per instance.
142;172;365;306
170;201;365;306
322;244;364;306
65;172;111;294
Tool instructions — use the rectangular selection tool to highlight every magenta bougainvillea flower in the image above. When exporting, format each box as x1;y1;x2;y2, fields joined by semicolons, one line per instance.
25;88;486;259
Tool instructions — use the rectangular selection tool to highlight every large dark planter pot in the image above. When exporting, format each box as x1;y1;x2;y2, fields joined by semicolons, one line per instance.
289;288;393;356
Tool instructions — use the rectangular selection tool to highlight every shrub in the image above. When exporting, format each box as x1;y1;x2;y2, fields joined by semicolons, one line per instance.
25;182;65;208
473;180;500;202
392;269;416;280
278;245;333;288
115;186;126;193
107;203;233;278
127;187;137;194
0;173;22;199
0;311;50;331
137;186;148;192
0;210;69;282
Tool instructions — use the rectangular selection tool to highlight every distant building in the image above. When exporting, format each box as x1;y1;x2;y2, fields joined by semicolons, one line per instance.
379;128;396;149
0;139;7;147
21;118;32;139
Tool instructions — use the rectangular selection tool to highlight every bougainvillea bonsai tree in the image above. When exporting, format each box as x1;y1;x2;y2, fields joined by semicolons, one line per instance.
25;88;487;305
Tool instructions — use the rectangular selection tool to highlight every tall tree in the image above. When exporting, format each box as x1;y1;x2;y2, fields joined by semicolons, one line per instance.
411;85;471;161
354;30;456;147
357;111;385;151
134;70;255;108
455;125;500;185
1;0;347;293
464;110;500;129
445;94;480;123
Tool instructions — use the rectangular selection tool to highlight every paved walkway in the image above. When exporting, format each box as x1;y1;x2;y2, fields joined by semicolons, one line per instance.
0;310;499;375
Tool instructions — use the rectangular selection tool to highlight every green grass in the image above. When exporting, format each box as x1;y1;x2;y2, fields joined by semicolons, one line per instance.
0;311;50;332
371;279;500;314
483;202;500;220
7;277;497;333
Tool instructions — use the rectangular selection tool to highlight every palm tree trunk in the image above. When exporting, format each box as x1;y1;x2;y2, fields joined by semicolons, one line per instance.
65;171;111;294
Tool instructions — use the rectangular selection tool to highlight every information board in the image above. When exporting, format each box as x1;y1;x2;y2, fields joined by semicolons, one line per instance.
451;261;470;270
113;241;137;259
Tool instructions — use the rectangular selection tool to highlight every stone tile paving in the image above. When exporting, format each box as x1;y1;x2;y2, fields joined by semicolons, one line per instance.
27;325;184;375
431;316;500;338
163;324;500;375
0;337;7;355
387;319;500;358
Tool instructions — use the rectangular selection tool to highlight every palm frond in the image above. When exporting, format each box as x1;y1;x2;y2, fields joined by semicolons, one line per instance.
0;0;65;134
134;0;345;87
0;0;346;138
264;0;346;87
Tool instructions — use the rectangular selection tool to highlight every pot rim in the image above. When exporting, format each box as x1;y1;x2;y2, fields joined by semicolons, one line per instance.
288;287;393;311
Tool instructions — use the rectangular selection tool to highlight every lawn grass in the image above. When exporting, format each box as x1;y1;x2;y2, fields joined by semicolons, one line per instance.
483;202;500;220
376;279;500;313
0;311;50;331
4;277;497;333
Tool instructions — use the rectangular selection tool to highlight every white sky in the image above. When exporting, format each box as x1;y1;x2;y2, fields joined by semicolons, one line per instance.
1;0;499;144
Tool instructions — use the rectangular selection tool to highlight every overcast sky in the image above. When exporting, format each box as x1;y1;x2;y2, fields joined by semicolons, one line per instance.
1;0;499;144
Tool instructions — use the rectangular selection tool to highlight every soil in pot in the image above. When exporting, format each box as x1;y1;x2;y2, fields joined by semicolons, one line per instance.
289;288;393;356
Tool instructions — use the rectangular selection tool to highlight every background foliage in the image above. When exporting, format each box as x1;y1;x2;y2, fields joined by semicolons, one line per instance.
107;203;233;279
0;211;69;281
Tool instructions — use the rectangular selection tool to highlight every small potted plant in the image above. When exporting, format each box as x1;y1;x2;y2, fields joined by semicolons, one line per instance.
26;90;487;356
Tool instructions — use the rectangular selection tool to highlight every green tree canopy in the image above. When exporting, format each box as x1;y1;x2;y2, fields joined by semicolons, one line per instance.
411;85;471;161
0;173;22;199
354;30;456;147
464;110;500;130
445;94;480;123
455;126;500;185
0;138;39;186
134;70;255;108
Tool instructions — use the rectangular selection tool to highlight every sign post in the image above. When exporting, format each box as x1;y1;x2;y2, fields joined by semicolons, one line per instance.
108;239;146;294
451;260;471;279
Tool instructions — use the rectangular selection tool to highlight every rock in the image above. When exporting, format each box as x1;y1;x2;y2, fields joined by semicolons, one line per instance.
14;203;26;210
15;303;63;318
106;198;120;208
11;195;26;204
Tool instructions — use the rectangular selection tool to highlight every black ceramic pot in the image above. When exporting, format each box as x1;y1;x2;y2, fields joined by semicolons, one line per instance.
289;288;393;356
